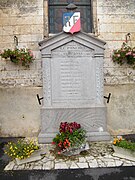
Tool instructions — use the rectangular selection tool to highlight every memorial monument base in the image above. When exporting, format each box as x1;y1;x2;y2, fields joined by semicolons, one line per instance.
38;106;110;143
38;132;110;144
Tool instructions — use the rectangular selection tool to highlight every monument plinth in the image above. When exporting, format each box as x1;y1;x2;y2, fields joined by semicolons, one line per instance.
38;31;110;143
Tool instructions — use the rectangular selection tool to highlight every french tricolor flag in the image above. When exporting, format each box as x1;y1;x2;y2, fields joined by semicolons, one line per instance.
63;12;81;34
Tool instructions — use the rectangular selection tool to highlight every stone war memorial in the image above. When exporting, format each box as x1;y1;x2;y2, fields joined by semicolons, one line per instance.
38;31;110;143
38;6;110;143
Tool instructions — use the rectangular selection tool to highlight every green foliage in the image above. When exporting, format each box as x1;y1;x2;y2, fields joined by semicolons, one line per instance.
53;129;86;148
52;122;86;154
116;140;135;151
112;42;135;68
4;139;40;160
0;48;35;67
113;137;135;151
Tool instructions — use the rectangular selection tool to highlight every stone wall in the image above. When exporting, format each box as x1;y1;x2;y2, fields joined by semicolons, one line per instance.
0;0;44;87
0;0;135;136
0;87;42;137
97;0;135;85
96;0;135;135
0;0;44;136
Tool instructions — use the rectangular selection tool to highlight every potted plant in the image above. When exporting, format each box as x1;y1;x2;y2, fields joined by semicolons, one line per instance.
4;138;40;161
112;42;135;68
52;122;87;156
0;48;35;68
113;136;135;161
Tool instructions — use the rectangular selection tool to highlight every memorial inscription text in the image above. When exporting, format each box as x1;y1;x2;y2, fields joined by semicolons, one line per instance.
51;42;95;104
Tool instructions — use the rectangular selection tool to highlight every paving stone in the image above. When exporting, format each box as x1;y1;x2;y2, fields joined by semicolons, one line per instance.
85;155;94;162
110;156;120;160
33;164;43;170
48;154;55;161
92;154;98;157
41;157;50;163
106;160;116;167
54;158;65;163
88;159;98;168
104;158;115;162
15;164;25;170
97;156;107;161
13;165;18;170
131;162;135;166
115;160;123;167
104;154;114;159
69;157;79;162
79;157;86;163
121;159;132;164
43;160;54;170
55;162;68;169
76;162;89;169
34;161;44;166
24;163;35;170
45;144;54;150
4;161;15;171
123;162;133;166
70;162;79;169
97;159;107;167
65;160;72;168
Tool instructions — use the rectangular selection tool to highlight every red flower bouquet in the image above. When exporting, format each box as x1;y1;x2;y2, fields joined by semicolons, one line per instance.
52;122;86;155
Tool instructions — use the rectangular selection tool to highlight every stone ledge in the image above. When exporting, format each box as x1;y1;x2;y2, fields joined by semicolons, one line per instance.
16;149;46;165
113;146;135;162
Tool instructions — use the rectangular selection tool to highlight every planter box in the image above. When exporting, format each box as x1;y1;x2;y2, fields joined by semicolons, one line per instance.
113;145;135;162
15;149;46;165
61;142;90;156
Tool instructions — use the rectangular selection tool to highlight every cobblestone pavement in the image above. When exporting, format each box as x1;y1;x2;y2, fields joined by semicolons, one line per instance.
4;142;135;171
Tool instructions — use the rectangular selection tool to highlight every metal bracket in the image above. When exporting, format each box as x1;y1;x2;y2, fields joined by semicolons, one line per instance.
104;93;111;103
37;93;111;104
37;94;43;105
14;36;18;48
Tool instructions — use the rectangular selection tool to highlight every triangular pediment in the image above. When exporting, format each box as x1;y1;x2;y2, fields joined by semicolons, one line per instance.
51;41;95;58
39;31;106;56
